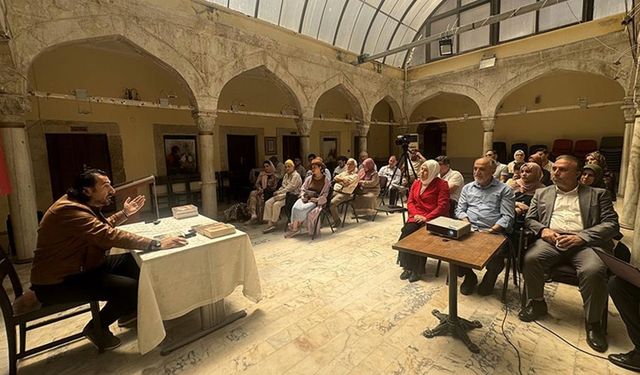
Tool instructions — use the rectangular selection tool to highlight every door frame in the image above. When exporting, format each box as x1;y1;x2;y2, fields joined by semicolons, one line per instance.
27;120;124;211
218;125;264;171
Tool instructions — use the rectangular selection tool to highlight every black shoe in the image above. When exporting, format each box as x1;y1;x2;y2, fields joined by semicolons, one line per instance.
408;272;421;283
518;300;548;322
83;323;121;350
400;269;411;280
117;312;137;328
477;274;498;296
609;350;640;372
586;322;608;353
460;272;478;295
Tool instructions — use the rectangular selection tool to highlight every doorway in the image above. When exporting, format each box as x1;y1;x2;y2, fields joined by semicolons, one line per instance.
282;135;301;160
421;123;445;159
226;134;257;200
45;133;113;201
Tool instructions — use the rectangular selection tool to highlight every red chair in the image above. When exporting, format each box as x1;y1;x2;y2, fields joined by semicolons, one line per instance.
551;139;573;159
574;139;598;159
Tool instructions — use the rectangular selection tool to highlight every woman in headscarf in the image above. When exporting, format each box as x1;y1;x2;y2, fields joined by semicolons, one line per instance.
509;162;545;216
581;164;605;189
286;158;330;238
353;158;380;218
397;160;450;283
329;158;359;227
585;151;615;200
262;159;303;233
246;160;279;224
507;149;526;174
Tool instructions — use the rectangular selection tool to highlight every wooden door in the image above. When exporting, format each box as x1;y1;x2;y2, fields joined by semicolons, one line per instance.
226;135;256;200
45;133;113;201
422;124;444;159
282;135;301;160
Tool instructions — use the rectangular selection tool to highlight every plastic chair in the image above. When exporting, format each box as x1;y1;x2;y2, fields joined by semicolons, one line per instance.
574;140;598;159
551;139;573;158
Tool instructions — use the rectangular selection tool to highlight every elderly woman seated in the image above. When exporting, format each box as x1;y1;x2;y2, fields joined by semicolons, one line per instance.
507;149;526;174
246;160;279;224
353;158;380;218
262;159;303;233
508;162;545;217
580;164;606;188
285;158;331;238
585;151;615;198
329;158;359;227
397;160;450;282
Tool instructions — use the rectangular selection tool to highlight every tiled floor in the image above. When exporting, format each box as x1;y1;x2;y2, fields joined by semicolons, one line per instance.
0;210;636;375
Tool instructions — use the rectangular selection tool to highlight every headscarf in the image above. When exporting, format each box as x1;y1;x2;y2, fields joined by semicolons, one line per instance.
420;159;440;187
357;158;376;180
346;158;357;173
513;162;544;195
514;149;525;161
284;159;294;168
259;160;275;189
582;164;605;188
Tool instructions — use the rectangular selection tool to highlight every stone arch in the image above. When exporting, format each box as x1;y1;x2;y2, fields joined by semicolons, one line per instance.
215;52;308;115
370;95;404;123
408;91;482;121
488;60;625;115
13;19;207;108
309;74;368;121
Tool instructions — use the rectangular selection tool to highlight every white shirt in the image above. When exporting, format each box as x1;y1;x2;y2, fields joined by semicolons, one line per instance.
439;168;464;202
549;186;583;233
378;165;402;186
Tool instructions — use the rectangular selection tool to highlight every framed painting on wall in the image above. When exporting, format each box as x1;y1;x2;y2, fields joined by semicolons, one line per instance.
265;136;277;155
164;135;198;176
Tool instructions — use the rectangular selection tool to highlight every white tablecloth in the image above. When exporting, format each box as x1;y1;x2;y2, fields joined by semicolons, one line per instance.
117;215;262;354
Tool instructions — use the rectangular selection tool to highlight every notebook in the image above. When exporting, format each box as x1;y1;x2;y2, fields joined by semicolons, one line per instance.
595;249;640;288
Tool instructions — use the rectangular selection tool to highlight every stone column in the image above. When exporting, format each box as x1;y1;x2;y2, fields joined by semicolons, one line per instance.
621;108;640;229
481;117;495;154
194;111;217;219
357;121;370;154
297;117;312;160
619;98;636;197
0;95;38;261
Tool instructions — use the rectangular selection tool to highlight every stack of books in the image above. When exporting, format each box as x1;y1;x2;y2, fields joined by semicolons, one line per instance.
171;204;199;220
193;222;236;239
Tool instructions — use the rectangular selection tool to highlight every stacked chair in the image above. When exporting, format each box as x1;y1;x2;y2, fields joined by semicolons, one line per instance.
574;139;598;159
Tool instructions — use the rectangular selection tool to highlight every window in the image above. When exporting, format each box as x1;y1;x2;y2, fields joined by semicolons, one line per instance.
459;3;490;52
499;0;536;42
538;0;583;32
594;0;631;19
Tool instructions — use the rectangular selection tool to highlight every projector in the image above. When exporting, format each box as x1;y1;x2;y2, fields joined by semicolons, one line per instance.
426;216;471;240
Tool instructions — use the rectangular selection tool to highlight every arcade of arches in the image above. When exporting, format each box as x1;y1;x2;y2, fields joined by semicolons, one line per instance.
1;1;640;373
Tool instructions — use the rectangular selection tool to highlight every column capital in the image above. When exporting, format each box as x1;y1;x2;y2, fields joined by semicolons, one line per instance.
357;121;370;137
481;117;495;132
621;96;637;123
192;111;217;133
0;94;30;126
296;117;313;136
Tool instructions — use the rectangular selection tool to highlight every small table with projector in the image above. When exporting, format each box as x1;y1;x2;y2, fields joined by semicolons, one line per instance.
392;224;506;353
117;215;262;355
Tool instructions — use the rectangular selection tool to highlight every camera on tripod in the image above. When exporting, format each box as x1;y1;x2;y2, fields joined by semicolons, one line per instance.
395;134;418;151
395;134;410;147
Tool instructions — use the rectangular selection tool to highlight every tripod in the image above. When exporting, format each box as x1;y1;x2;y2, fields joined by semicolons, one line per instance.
386;144;419;207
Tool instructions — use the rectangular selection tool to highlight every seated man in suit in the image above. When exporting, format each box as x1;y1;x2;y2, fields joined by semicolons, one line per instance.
519;155;619;353
455;157;515;295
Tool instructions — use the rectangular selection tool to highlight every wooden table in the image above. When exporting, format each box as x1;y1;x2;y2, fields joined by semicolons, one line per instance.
393;229;506;353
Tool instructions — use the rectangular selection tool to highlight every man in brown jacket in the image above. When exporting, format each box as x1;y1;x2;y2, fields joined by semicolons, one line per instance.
30;169;186;350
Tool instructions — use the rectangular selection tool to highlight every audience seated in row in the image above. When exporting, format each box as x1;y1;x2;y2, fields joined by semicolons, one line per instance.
436;156;464;207
285;158;331;238
378;155;402;205
353;158;381;218
246;160;279;223
262;160;303;233
507;149;526;174
397;160;450;283
485;150;508;179
329;158;359;227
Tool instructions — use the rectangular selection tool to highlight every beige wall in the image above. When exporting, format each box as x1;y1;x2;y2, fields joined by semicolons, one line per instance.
495;71;625;159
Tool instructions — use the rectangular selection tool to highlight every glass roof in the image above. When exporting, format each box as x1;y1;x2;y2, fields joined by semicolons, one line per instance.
208;0;444;67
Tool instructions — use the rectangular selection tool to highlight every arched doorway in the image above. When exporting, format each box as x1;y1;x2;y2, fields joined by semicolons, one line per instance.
417;120;447;159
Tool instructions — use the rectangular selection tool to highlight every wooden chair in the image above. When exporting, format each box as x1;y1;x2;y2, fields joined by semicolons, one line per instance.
0;251;104;375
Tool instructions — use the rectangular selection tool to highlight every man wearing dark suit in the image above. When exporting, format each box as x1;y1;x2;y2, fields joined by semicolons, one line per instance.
519;155;619;353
